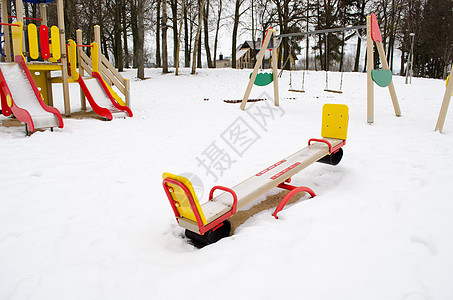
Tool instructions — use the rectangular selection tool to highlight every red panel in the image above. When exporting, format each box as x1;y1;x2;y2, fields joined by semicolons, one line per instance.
39;25;50;59
370;13;382;43
0;69;13;116
270;162;301;180
256;159;286;176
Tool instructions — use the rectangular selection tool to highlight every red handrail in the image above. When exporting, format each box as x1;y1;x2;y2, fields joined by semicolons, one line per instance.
0;22;20;27
308;138;333;153
209;186;238;214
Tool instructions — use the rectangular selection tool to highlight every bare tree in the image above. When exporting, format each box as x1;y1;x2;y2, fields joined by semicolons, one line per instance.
231;0;248;68
191;0;206;74
136;0;145;79
162;0;170;73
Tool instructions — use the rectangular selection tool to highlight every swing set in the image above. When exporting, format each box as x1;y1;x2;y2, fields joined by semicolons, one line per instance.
240;13;401;125
284;27;367;94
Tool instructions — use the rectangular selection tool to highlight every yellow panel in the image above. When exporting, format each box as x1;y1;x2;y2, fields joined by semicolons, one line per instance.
67;40;79;80
28;24;39;60
91;42;99;73
30;70;50;105
11;22;24;59
163;172;207;225
321;104;349;140
27;63;63;71
50;26;61;60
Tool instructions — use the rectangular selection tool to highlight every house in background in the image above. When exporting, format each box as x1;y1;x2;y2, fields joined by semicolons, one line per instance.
235;39;269;69
233;39;297;69
215;39;298;69
215;53;231;68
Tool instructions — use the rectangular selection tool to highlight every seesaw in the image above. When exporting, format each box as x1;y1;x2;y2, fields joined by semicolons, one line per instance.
163;103;349;245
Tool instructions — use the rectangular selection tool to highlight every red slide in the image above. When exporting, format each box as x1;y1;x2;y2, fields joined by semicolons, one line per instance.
0;55;63;133
77;71;132;120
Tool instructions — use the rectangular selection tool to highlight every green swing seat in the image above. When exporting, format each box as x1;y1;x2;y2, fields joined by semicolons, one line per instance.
250;72;274;86
371;69;392;87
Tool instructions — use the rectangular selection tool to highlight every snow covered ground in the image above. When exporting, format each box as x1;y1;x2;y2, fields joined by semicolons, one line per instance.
1;68;452;300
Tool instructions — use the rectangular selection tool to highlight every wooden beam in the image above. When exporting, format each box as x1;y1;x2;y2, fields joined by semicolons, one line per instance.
76;29;86;110
375;40;401;117
56;0;71;116
272;36;279;107
39;3;47;26
240;29;274;111
435;68;453;133
1;0;12;62
366;15;374;124
15;0;25;54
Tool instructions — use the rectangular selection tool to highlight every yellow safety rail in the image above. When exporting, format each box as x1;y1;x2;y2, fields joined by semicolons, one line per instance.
50;26;61;60
28;23;39;59
67;39;79;80
11;21;24;59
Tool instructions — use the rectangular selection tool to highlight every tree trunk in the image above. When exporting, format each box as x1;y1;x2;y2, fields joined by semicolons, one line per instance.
231;0;242;69
175;0;185;75
131;0;138;68
156;0;162;68
184;3;190;67
191;0;205;74
204;0;214;68
114;0;123;71
123;0;130;69
137;0;145;79
213;0;222;66
162;0;169;73
170;0;178;67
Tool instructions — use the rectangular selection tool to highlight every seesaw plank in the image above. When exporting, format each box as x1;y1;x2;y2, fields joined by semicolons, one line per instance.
177;138;344;231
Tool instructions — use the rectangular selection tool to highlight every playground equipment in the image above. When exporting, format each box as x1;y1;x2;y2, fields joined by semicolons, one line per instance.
241;13;401;124
435;71;453;133
1;0;71;114
163;103;349;245
67;39;132;120
366;13;401;123
0;54;64;134
324;32;344;94
288;70;305;93
1;0;131;119
240;28;280;110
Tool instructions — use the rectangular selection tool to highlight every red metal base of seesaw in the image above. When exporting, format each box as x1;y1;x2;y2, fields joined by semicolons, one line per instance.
273;180;316;219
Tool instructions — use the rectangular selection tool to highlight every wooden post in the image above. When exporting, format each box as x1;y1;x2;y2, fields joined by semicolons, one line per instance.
56;0;71;116
375;41;401;117
435;68;453;133
15;0;25;54
76;29;86;110
39;3;47;26
240;29;274;111
1;0;12;62
272;36;279;107
125;78;131;107
366;15;374;124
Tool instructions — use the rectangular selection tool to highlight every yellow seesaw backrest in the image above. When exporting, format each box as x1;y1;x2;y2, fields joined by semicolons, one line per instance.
162;173;207;225
321;104;349;140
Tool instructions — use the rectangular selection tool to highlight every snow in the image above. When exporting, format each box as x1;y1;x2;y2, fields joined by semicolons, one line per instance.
1;68;453;300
